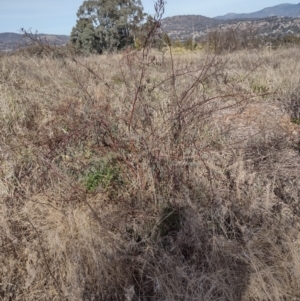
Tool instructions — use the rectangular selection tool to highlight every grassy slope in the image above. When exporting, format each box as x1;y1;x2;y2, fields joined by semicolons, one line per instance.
0;46;300;301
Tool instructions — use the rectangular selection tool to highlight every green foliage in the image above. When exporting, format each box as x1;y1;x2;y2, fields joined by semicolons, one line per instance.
84;160;122;192
70;18;101;54
111;74;124;85
292;118;300;125
134;37;143;50
70;0;145;54
134;15;163;50
184;38;197;51
251;82;269;94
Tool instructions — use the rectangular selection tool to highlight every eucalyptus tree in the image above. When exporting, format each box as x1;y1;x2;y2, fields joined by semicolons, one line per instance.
70;0;145;53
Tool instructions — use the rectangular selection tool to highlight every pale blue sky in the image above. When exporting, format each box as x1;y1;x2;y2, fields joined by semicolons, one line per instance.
1;0;299;35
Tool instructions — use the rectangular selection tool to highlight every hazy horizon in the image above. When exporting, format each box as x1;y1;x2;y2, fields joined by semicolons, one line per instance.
1;0;299;35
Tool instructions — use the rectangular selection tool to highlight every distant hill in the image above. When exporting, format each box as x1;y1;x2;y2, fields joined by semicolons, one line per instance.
161;15;222;32
160;14;300;42
161;15;225;42
215;3;300;20
0;33;69;53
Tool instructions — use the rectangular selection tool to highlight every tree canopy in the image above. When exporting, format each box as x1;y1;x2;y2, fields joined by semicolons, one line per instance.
70;0;145;54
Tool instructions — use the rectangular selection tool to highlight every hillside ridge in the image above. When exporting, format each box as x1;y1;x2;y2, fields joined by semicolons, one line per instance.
215;2;300;19
0;32;69;52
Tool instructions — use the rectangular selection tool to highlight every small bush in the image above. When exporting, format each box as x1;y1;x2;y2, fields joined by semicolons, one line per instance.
83;160;122;192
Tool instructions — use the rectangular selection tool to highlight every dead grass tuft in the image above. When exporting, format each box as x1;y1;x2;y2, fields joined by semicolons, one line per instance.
0;46;300;300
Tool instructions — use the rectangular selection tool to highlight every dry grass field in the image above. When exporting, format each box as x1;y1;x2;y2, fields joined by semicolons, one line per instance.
0;45;300;300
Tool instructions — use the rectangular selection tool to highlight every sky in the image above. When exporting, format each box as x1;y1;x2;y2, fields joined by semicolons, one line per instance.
1;0;300;35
